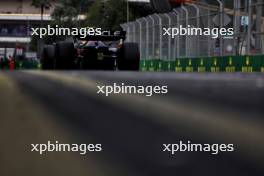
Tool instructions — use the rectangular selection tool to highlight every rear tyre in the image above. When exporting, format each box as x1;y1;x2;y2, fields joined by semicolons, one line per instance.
117;43;140;71
55;42;75;69
41;45;55;70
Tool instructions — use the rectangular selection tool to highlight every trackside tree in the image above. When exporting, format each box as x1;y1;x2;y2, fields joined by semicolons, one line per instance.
31;0;144;47
86;0;142;31
52;0;92;28
51;0;142;31
31;0;52;27
31;0;52;56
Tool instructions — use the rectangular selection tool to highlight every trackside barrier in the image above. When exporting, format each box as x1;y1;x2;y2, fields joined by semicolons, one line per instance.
0;60;40;70
140;55;264;72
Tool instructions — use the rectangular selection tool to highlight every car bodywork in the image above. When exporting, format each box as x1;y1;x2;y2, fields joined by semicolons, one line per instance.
42;30;140;71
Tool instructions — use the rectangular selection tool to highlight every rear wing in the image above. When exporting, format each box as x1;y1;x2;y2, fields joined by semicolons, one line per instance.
77;30;126;41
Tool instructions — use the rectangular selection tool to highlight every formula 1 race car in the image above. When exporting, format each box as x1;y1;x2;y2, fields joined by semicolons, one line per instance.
41;30;140;70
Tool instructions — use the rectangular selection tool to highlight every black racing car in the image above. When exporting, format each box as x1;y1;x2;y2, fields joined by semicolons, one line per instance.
41;30;140;70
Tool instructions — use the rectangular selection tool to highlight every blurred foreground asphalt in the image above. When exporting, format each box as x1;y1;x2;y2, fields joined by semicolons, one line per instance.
0;71;264;176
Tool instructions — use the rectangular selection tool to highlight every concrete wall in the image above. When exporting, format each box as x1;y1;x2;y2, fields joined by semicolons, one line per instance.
0;0;57;14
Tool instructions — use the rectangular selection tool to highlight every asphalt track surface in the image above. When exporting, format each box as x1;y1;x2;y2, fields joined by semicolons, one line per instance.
0;71;264;176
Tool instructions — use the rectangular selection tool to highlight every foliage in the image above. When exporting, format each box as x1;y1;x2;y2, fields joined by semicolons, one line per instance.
31;0;52;9
52;0;92;28
86;0;141;30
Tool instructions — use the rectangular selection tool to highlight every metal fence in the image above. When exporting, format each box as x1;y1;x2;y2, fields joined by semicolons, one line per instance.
121;0;264;60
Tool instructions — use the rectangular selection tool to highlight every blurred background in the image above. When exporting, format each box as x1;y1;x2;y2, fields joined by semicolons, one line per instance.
0;1;264;176
0;0;263;71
